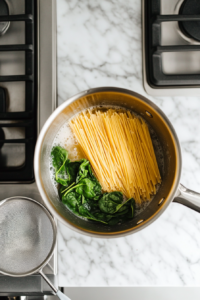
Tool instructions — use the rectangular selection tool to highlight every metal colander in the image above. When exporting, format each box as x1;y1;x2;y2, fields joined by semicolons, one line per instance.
0;197;70;300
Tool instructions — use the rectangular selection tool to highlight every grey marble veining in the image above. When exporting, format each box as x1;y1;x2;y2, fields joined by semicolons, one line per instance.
57;0;200;286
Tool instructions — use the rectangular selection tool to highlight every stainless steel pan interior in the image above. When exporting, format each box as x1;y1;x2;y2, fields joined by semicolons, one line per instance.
34;87;200;238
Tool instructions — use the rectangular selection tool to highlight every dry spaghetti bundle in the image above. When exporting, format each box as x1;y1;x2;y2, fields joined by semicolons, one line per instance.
69;109;161;205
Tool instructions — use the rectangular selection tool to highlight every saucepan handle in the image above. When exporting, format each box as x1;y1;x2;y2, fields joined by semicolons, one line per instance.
173;183;200;213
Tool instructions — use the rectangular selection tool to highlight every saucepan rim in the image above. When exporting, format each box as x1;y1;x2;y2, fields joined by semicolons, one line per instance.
34;87;182;238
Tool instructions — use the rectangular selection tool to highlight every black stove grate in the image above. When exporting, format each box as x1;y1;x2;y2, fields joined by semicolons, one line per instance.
144;0;200;87
0;0;37;182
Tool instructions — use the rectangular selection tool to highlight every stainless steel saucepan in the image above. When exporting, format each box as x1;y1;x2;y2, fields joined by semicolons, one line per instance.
34;87;200;238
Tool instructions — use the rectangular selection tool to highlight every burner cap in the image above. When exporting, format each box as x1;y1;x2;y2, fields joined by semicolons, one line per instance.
0;0;10;36
179;0;200;42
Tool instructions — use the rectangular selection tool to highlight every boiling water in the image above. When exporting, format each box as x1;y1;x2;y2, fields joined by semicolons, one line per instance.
49;122;84;192
50;106;164;217
52;122;85;161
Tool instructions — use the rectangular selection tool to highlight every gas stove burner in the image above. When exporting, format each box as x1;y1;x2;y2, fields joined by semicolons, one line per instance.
179;0;200;42
143;0;200;95
0;0;10;36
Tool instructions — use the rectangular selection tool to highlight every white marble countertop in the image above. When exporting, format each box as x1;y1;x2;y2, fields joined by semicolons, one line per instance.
57;0;200;286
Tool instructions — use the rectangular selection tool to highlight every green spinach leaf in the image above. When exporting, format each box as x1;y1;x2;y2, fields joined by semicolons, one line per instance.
55;159;70;185
51;146;68;172
81;197;99;210
76;159;90;182
65;161;81;185
78;204;107;224
51;146;82;186
76;178;97;199
88;165;101;195
61;191;81;208
76;160;102;197
98;191;123;214
114;197;135;214
51;146;69;185
99;192;135;216
56;160;81;186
